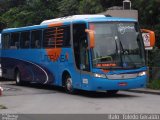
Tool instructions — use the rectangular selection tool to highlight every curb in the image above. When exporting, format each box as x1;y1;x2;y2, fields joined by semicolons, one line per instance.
126;89;160;95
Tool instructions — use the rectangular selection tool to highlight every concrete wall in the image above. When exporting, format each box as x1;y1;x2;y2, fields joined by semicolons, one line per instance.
100;10;138;20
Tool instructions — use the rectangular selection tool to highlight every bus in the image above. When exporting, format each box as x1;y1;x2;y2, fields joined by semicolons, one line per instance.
0;15;155;94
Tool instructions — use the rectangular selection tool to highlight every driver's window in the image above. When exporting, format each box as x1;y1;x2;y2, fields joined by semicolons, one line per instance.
73;23;90;71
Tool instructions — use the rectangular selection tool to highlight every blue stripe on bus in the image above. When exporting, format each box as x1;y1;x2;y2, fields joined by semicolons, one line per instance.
2;25;48;33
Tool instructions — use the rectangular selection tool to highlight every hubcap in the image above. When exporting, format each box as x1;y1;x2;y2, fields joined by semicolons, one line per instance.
66;78;72;91
16;73;20;83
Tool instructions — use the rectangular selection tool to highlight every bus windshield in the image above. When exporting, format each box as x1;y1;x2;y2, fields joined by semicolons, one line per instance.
90;22;145;69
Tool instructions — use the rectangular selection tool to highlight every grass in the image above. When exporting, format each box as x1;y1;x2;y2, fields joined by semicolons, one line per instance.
0;105;7;109
148;80;160;90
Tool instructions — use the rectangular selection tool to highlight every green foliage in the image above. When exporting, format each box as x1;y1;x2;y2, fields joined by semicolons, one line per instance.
100;0;123;9
1;0;159;28
148;80;160;90
132;0;160;82
0;0;60;27
0;105;7;109
132;0;160;25
79;0;103;14
24;0;59;25
58;0;79;17
148;47;160;67
1;7;23;27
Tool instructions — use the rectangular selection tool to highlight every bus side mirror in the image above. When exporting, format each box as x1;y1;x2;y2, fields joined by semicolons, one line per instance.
85;29;95;48
141;29;155;50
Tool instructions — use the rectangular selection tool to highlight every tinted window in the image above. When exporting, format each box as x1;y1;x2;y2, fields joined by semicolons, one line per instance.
2;34;10;49
63;26;70;47
43;28;55;48
10;33;20;49
31;30;42;48
73;23;89;71
43;26;70;48
20;31;30;48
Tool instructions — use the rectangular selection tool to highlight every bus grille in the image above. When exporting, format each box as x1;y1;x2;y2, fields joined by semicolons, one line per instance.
106;73;138;80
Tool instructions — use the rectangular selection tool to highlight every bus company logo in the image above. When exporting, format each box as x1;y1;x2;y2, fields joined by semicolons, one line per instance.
46;48;61;62
45;49;68;62
118;24;134;34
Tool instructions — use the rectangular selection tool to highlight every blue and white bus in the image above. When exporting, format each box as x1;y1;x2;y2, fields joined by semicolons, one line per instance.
0;15;155;94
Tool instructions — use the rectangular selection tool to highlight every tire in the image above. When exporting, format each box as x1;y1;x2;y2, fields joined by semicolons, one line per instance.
64;75;75;94
106;90;119;95
15;71;22;85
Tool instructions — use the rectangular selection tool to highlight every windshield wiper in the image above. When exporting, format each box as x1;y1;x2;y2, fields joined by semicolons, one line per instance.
119;40;137;68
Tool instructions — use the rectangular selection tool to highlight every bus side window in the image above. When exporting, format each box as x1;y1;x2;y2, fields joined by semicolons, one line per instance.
62;26;71;47
43;27;64;48
20;31;30;48
31;30;42;48
10;33;20;49
2;34;10;49
43;28;55;48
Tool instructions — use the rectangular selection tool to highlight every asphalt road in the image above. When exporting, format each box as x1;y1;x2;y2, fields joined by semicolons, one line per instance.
0;81;160;114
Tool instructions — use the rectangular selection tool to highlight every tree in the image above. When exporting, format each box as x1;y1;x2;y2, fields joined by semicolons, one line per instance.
0;0;60;27
0;0;25;14
58;0;79;17
1;7;24;27
100;0;123;10
79;0;103;14
24;0;59;25
0;21;6;32
132;0;160;26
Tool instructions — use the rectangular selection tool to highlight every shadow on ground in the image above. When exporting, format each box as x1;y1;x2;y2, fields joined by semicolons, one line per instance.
1;79;139;98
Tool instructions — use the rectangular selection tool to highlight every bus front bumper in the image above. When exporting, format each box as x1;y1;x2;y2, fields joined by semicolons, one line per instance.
81;75;147;91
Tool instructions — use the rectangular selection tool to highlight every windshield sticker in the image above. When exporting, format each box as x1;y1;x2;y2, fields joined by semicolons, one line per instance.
118;24;135;34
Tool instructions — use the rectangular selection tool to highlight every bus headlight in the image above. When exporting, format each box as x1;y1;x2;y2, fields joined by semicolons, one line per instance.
93;73;106;78
138;71;147;76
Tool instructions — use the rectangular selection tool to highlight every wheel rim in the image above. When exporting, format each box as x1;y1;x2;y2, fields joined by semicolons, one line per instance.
16;73;20;83
66;78;72;92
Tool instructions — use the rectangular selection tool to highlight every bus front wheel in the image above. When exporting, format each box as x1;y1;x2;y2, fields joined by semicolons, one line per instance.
65;76;75;94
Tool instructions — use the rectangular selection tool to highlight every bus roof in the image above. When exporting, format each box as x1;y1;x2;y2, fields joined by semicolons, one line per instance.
2;15;137;33
2;24;47;33
41;15;137;25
